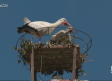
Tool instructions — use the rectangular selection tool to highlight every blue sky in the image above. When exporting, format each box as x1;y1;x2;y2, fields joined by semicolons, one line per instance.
0;0;112;80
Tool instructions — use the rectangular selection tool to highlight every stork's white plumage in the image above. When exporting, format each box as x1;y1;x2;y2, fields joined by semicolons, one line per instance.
51;30;71;41
17;17;72;44
51;27;73;44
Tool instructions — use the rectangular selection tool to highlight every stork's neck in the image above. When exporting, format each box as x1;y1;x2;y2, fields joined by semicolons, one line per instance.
51;20;62;27
66;27;69;32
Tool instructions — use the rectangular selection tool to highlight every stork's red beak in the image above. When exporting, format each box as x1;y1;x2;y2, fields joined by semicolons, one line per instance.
62;22;72;26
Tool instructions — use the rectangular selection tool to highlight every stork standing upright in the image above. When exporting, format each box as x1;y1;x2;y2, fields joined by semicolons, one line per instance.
17;17;73;44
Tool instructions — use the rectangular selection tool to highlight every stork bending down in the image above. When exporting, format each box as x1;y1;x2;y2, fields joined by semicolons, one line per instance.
17;17;73;44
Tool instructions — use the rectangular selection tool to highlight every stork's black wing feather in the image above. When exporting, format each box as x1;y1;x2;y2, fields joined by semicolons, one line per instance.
17;23;38;34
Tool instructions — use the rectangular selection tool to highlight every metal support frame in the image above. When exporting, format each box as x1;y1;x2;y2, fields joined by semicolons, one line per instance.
72;46;77;81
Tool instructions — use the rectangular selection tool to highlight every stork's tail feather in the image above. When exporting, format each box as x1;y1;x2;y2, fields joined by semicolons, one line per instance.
24;17;31;25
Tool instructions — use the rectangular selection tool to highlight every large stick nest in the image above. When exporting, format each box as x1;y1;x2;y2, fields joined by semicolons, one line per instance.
14;38;91;78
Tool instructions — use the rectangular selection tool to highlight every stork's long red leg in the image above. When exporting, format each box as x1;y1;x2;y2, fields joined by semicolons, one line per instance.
39;37;41;44
36;33;41;44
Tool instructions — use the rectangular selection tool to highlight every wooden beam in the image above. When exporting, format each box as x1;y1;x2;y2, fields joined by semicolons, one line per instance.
34;71;37;81
35;68;72;72
33;45;74;49
31;47;34;81
72;46;77;80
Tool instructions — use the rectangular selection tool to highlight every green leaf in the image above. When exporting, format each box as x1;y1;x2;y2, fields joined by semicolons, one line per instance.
82;73;86;75
13;46;18;50
17;55;21;58
17;60;21;63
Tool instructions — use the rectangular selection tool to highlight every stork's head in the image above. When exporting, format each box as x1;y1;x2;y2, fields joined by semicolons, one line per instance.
59;18;75;33
59;18;72;26
66;26;73;32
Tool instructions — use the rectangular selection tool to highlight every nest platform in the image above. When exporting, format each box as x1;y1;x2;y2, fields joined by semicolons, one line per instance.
28;45;82;75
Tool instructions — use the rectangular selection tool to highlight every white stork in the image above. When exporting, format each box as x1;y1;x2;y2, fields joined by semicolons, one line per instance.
51;27;74;45
17;17;73;44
